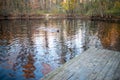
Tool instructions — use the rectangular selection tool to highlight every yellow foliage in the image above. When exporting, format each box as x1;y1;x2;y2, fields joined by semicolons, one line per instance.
114;1;120;9
61;0;76;11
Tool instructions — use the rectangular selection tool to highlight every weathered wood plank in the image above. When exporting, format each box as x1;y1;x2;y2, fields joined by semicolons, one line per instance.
87;50;115;80
41;48;120;80
94;51;120;80
68;49;107;80
113;62;120;80
104;52;120;80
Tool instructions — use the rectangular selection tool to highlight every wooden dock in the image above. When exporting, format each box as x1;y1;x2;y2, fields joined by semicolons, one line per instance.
42;47;120;80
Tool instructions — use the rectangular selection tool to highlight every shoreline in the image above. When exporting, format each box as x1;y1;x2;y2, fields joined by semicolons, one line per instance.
0;15;89;20
91;16;120;22
0;14;120;22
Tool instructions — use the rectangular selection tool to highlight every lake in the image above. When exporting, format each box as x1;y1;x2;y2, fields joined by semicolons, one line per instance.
0;19;120;80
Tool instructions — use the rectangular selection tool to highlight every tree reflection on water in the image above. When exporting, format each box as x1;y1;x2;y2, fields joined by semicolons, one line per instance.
0;20;120;80
22;54;35;79
98;22;120;51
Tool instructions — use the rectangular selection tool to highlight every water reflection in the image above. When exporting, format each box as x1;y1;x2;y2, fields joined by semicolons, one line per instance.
98;22;120;51
23;54;35;79
0;19;120;80
41;62;52;75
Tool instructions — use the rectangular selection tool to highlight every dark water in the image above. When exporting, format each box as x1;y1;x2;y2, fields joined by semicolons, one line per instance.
0;19;120;80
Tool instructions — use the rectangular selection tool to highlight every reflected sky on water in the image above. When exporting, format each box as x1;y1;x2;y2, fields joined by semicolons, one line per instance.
0;19;120;80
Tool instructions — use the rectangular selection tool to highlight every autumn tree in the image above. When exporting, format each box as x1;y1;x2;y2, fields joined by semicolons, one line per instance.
61;0;77;16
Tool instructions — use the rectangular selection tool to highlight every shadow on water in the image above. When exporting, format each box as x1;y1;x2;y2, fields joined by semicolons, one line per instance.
0;19;120;80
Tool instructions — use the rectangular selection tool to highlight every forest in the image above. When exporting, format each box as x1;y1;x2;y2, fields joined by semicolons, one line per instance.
0;0;120;18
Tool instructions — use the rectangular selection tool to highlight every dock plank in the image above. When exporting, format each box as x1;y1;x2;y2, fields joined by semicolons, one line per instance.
68;49;107;80
113;62;120;80
42;48;120;80
104;52;120;80
95;51;120;80
87;50;115;80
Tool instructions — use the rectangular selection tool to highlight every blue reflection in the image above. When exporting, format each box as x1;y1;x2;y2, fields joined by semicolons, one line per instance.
1;19;119;80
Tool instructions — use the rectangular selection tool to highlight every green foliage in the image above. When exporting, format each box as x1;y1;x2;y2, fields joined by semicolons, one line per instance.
111;1;120;15
0;0;120;17
61;0;77;14
85;0;120;16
